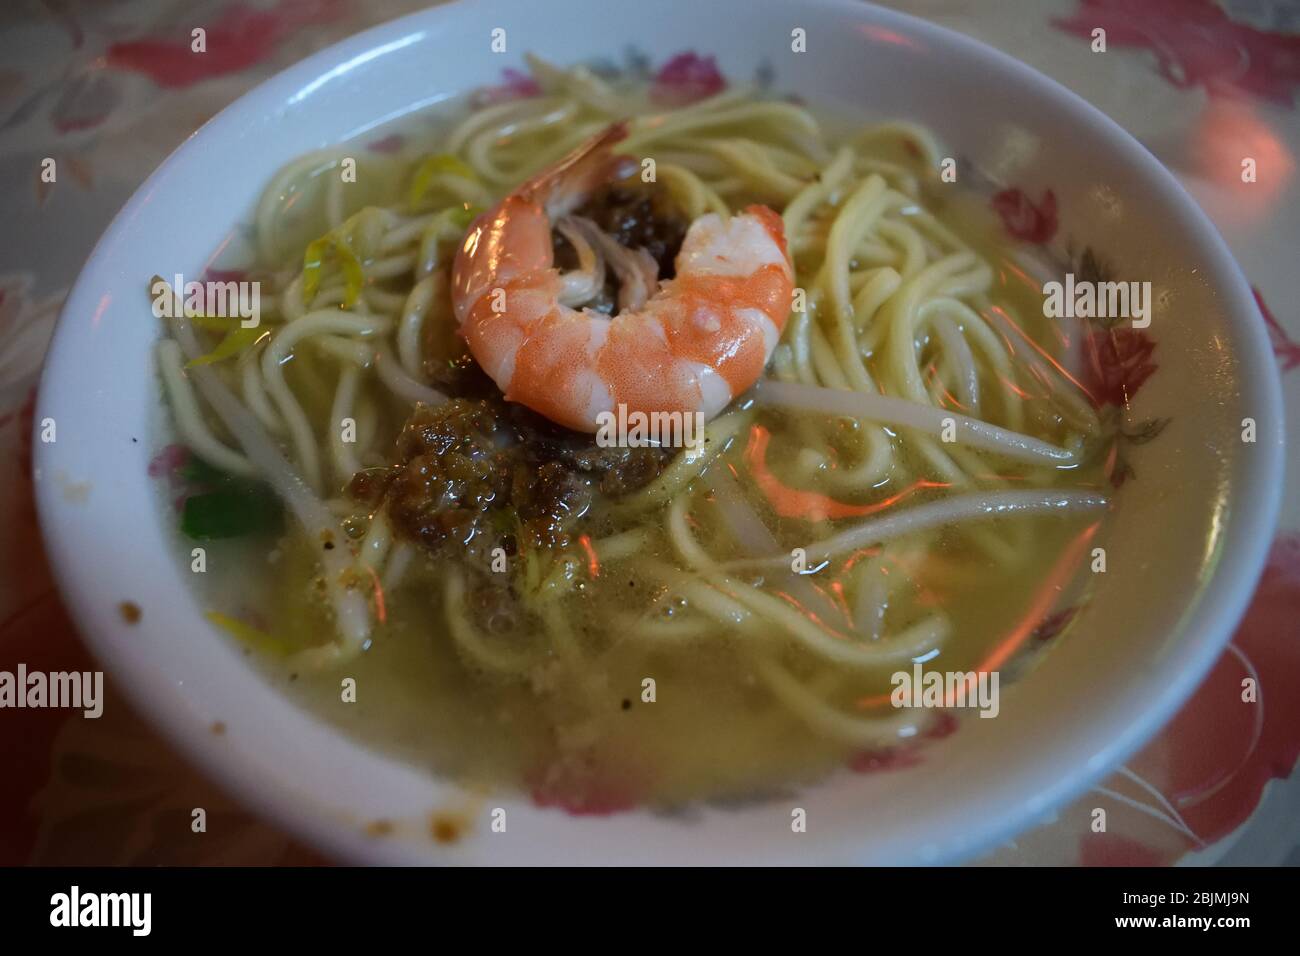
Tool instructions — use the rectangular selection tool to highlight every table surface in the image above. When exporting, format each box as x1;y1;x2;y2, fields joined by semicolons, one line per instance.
0;0;1297;865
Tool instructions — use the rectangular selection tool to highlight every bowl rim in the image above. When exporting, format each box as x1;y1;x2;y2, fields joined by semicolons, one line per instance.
33;0;1286;864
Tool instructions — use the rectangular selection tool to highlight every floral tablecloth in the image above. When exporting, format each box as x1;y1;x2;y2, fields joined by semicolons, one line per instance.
1;0;1296;865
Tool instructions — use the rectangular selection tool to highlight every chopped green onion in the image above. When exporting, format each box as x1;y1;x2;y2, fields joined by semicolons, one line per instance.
205;611;293;657
302;233;364;308
186;324;264;367
186;314;244;333
408;153;479;208
151;274;245;332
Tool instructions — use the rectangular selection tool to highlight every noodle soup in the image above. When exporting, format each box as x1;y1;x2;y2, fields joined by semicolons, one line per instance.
154;57;1116;809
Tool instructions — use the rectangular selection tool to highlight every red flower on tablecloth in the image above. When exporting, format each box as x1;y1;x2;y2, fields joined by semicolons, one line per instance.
1166;536;1300;837
105;0;348;89
991;188;1058;244
1082;534;1300;865
1054;0;1300;107
1080;832;1168;867
1255;287;1300;373
49;68;120;134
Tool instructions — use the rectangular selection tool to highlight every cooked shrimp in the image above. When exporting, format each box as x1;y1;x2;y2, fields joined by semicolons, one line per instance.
451;122;794;432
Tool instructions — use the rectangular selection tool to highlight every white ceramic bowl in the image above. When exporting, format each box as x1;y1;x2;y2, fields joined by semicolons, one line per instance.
35;0;1284;864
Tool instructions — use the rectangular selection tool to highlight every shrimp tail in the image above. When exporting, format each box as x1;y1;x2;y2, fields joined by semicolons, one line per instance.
520;121;638;217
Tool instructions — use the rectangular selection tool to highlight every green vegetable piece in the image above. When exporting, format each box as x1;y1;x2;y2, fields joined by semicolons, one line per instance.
182;484;283;539
186;324;263;367
301;233;364;307
408;153;478;207
206;611;294;658
177;454;228;486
